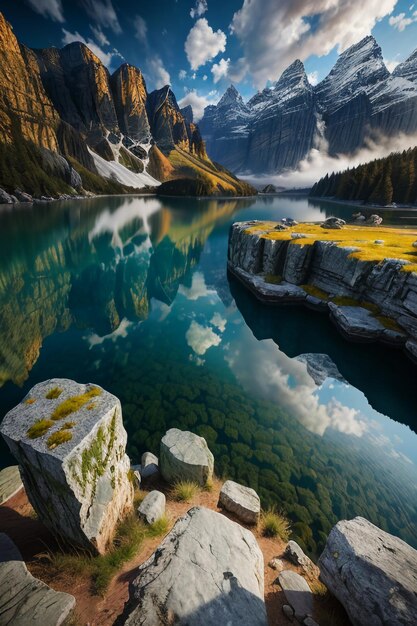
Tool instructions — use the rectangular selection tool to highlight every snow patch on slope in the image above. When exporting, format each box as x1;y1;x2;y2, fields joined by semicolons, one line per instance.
88;148;160;188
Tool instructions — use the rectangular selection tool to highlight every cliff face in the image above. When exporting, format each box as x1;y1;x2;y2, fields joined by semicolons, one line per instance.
0;13;59;151
111;64;150;145
200;37;417;174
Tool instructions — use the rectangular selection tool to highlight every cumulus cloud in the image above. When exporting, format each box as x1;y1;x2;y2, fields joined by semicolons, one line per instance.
61;28;124;68
185;18;227;70
186;321;222;355
242;131;417;189
179;271;217;300
134;15;148;44
231;0;398;88
226;335;368;437
211;57;230;83
81;0;121;34
147;55;170;87
211;312;227;332
389;10;417;30
179;69;187;80
26;0;64;22
307;70;319;85
190;0;208;19
178;89;220;121
86;318;133;349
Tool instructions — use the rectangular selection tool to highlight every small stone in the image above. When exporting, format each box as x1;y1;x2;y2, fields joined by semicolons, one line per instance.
282;604;295;620
291;233;308;239
303;618;319;626
0;533;75;625
141;451;159;478
321;217;346;230
278;570;314;621
268;557;284;572
274;224;288;230
0;466;23;504
0;188;13;204
412;241;417;248
374;239;384;244
160;428;214;487
218;480;260;524
284;541;316;571
367;214;383;225
137;490;165;525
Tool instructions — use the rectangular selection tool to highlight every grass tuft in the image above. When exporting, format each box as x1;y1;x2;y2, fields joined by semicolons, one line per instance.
147;514;170;538
45;387;63;399
260;508;291;541
51;387;101;421
27;419;54;439
47;429;73;449
171;480;200;502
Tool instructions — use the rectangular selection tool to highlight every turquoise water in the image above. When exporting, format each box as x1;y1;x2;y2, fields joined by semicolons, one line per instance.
1;194;417;556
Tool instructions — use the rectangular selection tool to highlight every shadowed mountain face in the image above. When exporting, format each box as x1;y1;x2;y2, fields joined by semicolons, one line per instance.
199;36;417;174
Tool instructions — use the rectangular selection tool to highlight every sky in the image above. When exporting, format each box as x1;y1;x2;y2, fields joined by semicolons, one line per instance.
2;0;417;120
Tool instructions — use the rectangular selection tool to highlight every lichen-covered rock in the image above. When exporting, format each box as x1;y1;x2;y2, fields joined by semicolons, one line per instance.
0;532;75;625
0;378;133;554
122;506;267;626
137;490;165;525
160;428;214;486
318;517;417;626
218;480;260;524
0;465;23;504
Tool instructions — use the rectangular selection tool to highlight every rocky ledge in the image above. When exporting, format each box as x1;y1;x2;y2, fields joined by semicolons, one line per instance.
228;221;417;360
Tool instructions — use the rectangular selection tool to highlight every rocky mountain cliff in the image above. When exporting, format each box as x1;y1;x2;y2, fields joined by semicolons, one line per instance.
200;36;417;175
0;12;251;198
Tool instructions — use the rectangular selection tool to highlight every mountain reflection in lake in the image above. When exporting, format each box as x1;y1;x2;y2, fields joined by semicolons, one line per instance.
1;193;417;557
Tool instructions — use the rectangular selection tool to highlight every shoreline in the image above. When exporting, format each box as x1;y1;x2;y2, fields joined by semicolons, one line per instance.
309;195;417;211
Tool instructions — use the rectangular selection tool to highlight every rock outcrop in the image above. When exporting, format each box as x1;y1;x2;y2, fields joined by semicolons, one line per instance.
160;428;214;486
0;532;75;625
0;378;134;554
200;36;417;174
228;221;417;359
218;479;260;524
319;517;417;626
0;466;23;504
121;506;267;625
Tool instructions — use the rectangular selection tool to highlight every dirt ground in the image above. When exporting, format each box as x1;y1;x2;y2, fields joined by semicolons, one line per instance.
0;477;346;626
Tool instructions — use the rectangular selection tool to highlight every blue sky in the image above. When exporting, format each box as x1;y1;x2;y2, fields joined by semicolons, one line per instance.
3;0;417;119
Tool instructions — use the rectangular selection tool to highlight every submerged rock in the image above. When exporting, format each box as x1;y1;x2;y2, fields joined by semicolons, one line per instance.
0;532;75;625
218;479;260;524
122;506;267;625
0;378;134;554
319;516;417;626
0;466;23;504
137;490;165;525
160;428;214;486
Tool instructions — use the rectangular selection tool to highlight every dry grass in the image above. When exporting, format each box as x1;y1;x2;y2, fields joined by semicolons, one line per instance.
27;419;54;439
51;387;101;421
45;387;63;399
260;508;291;541
171;480;200;502
246;222;417;272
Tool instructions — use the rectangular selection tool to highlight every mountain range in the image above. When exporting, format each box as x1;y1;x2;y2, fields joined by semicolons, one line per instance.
0;12;253;198
199;36;417;175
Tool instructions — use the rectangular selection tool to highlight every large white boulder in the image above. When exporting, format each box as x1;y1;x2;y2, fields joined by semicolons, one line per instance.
0;533;75;625
218;480;260;524
319;516;417;626
0;378;134;554
160;428;214;486
122;506;267;625
137;490;165;525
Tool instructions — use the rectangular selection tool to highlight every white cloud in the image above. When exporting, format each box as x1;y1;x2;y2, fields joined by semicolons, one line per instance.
179;69;187;80
210;312;227;332
185;18;227;70
146;55;171;88
178;89;220;121
384;58;400;72
90;25;109;46
389;10;417;30
307;70;319;85
179;271;217;300
26;0;64;22
85;318;133;349
81;0;121;34
190;0;208;19
186;321;222;355
61;29;123;68
134;15;148;44
241;131;417;189
211;57;230;83
231;0;398;89
203;74;208;80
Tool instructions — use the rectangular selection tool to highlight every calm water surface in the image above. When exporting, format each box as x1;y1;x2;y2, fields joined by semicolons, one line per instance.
1;194;416;556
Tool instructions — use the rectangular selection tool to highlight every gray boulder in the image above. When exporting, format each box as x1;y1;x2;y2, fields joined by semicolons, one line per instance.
367;214;383;225
137;490;165;525
284;540;320;578
13;189;33;203
319;516;417;626
0;188;13;204
160;428;214;487
0;466;23;504
278;570;314;622
140;451;159;478
218;480;260;524
0;378;134;554
122;506;267;626
0;533;75;625
321;217;346;229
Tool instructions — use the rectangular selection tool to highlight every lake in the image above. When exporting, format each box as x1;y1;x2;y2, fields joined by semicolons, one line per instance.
1;193;417;557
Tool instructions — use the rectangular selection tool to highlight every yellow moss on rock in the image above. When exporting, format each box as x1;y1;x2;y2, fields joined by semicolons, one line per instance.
27;418;54;439
47;429;73;449
51;387;101;421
